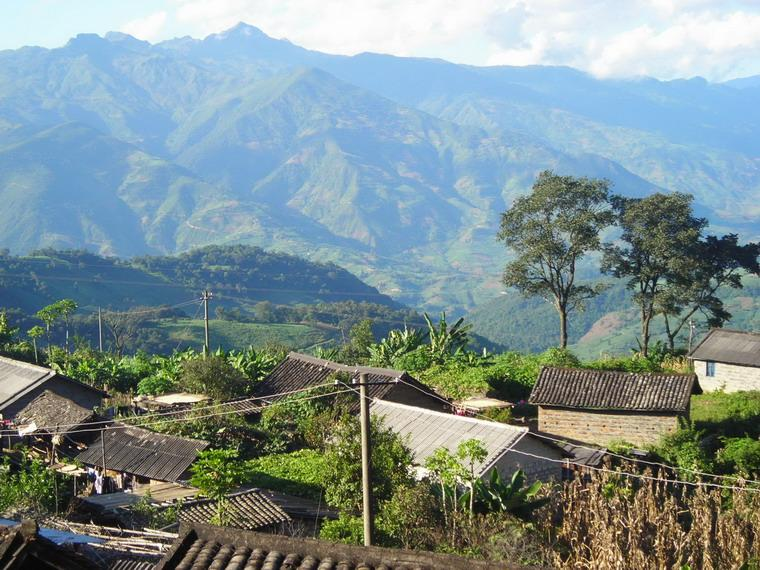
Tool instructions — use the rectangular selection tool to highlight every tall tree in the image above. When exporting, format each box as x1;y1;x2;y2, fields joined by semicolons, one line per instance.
497;171;613;348
657;234;760;351
602;192;706;357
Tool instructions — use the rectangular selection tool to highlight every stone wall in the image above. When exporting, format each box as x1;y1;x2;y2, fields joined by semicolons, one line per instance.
692;359;760;392
538;406;681;447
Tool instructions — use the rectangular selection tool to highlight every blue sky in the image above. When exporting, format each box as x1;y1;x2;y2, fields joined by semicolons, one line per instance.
3;0;760;81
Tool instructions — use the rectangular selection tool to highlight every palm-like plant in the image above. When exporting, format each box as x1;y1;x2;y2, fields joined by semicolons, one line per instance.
463;469;546;519
367;326;426;367
423;312;472;363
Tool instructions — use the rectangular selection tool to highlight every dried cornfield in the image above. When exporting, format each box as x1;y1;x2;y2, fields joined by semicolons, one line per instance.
539;468;760;569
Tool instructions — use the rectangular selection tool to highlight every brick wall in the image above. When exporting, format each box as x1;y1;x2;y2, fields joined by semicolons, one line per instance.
692;359;760;392
538;406;681;447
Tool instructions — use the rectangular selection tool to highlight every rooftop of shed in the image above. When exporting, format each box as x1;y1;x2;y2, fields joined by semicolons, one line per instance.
689;328;760;368
529;366;700;413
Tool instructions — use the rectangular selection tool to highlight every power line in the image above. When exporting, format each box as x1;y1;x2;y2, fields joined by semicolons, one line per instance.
3;381;340;436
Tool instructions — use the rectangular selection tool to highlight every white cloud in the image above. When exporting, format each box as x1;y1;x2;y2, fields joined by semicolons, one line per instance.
165;0;760;80
121;10;169;42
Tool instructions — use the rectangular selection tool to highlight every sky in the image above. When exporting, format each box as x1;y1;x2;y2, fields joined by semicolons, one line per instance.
3;0;760;81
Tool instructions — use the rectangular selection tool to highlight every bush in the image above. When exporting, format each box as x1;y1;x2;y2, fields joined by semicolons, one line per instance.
717;438;760;478
378;482;439;549
247;450;327;500
319;514;364;545
653;423;713;477
179;356;248;400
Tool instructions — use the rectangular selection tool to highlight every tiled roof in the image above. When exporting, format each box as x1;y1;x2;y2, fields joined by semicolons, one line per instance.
0;355;104;412
179;489;291;531
689;328;760;367
529;367;699;412
255;352;441;403
15;390;95;434
75;424;208;482
156;523;511;570
371;400;527;477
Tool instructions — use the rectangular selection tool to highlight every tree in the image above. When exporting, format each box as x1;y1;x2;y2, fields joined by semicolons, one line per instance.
35;303;62;360
657;234;760;351
0;312;18;347
497;171;613;348
323;414;414;513
27;326;45;364
102;310;146;357
54;299;77;354
602;193;707;357
189;449;250;525
339;319;376;364
456;439;488;520
179;356;248;400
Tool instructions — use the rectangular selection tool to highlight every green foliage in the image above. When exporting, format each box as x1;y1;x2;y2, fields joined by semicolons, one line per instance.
498;171;613;348
0;455;65;517
319;514;365;545
247;450;327;500
323;415;414;512
179;356;248;400
368;326;426;368
717;438;760;478
190;449;250;500
130;494;183;529
653;423;713;478
423;312;472;364
377;482;439;549
469;469;546;519
339;319;376;364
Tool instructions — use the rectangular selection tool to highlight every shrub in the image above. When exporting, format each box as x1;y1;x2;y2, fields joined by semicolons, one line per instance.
717;438;760;478
179;356;248;400
247;450;327;500
319;514;364;545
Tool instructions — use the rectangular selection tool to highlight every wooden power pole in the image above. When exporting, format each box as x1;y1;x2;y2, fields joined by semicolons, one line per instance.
358;372;374;546
201;290;213;356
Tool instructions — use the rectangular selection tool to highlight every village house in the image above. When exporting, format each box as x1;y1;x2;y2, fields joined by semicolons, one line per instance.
156;521;516;570
371;400;564;482
255;352;449;411
689;328;760;392
75;423;208;487
529;366;700;447
0;356;105;422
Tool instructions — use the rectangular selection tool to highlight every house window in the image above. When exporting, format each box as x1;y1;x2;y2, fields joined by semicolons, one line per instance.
706;361;716;377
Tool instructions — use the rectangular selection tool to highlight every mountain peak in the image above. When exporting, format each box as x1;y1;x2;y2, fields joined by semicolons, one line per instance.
64;33;108;50
208;22;269;41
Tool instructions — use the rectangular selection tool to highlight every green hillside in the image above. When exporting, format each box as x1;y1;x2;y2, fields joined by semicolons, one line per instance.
469;276;760;357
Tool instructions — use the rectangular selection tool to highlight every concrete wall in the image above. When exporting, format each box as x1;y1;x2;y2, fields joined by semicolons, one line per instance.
538;406;681;447
692;359;760;392
1;376;102;420
488;435;564;482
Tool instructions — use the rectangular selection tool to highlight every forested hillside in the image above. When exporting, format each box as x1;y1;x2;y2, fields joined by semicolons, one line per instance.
1;24;758;316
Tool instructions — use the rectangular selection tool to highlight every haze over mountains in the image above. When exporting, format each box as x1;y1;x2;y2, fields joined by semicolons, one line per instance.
1;22;759;325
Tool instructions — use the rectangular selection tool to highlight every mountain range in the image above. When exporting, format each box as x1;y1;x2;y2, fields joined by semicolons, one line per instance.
1;23;759;350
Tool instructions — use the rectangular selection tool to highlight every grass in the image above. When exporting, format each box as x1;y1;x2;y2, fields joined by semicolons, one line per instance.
690;391;760;439
155;319;338;352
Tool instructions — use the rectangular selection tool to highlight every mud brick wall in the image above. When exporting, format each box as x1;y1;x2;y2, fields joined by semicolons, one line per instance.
538;406;682;447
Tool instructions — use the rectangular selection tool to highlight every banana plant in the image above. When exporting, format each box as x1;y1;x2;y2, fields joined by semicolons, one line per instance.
367;326;426;367
423;312;472;363
460;468;547;519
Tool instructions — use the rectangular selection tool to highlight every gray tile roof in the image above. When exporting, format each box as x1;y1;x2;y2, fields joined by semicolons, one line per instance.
0;355;104;412
255;352;443;405
371;400;527;477
529;367;699;412
156;523;511;570
75;424;208;482
15;390;95;433
179;489;291;531
689;328;760;367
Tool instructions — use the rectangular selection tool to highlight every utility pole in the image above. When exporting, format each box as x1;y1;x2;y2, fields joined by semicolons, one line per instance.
98;307;103;352
201;290;213;356
688;319;696;353
357;372;374;546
